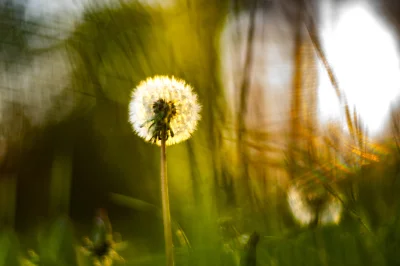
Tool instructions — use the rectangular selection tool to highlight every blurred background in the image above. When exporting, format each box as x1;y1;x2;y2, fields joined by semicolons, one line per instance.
0;0;400;265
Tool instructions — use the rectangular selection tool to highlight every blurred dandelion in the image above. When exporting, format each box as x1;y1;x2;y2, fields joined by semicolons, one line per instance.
80;209;125;266
218;217;251;266
128;75;201;266
80;237;125;266
287;183;343;226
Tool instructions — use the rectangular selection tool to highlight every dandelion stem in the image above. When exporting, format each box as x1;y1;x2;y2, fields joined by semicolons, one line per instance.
161;138;174;266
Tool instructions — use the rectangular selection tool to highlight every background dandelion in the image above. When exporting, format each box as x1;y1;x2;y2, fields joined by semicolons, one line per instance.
288;184;343;226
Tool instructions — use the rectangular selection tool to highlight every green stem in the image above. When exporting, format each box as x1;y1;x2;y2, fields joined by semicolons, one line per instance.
161;138;174;266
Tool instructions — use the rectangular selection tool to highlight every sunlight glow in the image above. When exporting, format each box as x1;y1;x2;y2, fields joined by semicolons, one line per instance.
318;3;400;137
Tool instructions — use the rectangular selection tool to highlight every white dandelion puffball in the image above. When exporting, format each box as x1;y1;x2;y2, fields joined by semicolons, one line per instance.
287;184;343;226
287;185;315;225
128;76;201;146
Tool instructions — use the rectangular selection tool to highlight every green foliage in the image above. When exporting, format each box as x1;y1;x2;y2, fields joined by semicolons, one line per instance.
34;215;77;266
0;229;20;266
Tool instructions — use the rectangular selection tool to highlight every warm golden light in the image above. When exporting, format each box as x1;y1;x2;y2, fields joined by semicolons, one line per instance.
318;3;400;137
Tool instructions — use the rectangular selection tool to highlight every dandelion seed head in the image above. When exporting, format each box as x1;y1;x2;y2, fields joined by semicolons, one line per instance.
287;184;343;226
288;185;315;225
128;76;201;146
320;197;343;225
